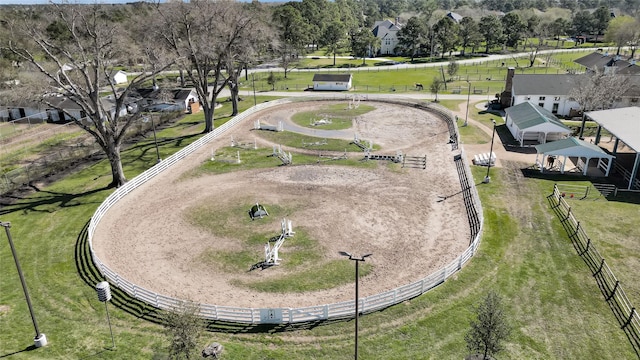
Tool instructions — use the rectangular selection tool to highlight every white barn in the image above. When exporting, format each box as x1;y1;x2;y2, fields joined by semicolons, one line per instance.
312;74;352;91
505;101;571;146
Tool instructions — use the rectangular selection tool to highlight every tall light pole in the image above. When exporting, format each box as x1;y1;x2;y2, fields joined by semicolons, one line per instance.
251;73;257;107
96;281;115;349
484;119;497;183
150;116;161;164
1;221;47;348
339;251;372;360
464;80;471;127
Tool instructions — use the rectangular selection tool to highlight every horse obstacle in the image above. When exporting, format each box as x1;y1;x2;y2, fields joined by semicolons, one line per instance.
271;144;292;165
365;149;403;163
230;135;257;150
402;155;427;169
310;117;332;126
352;133;372;151
261;219;294;268
254;119;284;132
248;202;269;220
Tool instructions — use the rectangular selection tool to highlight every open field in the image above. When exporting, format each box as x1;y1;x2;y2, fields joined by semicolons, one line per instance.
1;95;639;359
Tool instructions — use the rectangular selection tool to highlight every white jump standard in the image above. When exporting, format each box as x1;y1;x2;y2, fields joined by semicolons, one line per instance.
263;218;295;266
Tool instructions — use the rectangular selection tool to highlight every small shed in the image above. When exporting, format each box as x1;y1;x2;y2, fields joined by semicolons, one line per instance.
535;137;614;176
312;74;352;91
110;70;128;84
505;101;571;146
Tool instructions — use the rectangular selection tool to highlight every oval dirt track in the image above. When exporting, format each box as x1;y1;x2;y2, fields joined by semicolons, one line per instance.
92;101;470;308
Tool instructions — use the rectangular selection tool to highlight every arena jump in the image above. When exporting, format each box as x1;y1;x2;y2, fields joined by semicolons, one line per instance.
352;133;372;151
271;144;292;165
251;218;294;270
254;120;284;132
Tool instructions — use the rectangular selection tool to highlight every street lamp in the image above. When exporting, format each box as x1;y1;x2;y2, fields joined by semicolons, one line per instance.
251;73;257;107
96;281;115;349
483;119;497;183
151;116;161;163
339;251;372;360
1;221;47;348
464;80;471;127
143;115;161;164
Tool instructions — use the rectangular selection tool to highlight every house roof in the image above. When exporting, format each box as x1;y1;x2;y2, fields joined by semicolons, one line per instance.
446;12;463;23
535;137;614;159
586;106;640;152
574;52;640;74
512;74;640;97
372;19;401;36
312;74;352;82
512;74;577;95
505;101;571;131
134;88;196;101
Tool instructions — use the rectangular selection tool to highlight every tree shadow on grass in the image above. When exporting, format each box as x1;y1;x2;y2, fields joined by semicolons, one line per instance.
0;186;110;216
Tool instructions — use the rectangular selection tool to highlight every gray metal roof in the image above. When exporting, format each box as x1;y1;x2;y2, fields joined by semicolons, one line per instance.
575;52;640;74
312;74;352;82
586;106;640;152
513;74;640;97
535;137;614;159
505;101;571;131
512;74;577;96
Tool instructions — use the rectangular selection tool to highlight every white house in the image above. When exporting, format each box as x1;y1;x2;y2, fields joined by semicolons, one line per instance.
312;74;352;91
507;72;640;117
109;70;128;85
372;19;402;55
504;101;572;146
510;74;581;117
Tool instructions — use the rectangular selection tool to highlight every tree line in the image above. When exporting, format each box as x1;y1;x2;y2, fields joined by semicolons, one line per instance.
0;0;638;188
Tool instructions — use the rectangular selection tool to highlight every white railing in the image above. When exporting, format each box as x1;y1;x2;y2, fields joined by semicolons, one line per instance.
87;96;484;324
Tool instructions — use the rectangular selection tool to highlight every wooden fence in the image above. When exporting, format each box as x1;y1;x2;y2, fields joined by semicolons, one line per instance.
87;95;485;324
549;184;640;355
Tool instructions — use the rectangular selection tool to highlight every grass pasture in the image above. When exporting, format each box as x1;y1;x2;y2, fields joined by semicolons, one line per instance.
1;78;639;358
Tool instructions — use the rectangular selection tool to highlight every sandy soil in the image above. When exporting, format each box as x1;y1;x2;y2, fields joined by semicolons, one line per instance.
92;101;471;308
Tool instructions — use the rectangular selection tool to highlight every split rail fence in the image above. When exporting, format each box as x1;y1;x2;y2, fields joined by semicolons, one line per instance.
88;95;484;324
549;184;640;354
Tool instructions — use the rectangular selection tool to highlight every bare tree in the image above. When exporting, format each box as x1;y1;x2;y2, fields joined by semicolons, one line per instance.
465;291;511;360
569;69;631;138
0;4;173;188
223;3;271;116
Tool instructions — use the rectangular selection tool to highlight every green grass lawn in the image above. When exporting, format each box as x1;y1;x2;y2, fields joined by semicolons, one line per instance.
1;78;638;359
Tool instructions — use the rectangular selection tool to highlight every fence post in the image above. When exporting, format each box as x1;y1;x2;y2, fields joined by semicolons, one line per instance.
580;238;591;256
574;221;581;237
594;258;606;277
564;206;572;221
606;280;619;301
622;307;636;329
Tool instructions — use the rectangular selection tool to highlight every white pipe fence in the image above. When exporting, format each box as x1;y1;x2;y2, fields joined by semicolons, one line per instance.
87;95;484;324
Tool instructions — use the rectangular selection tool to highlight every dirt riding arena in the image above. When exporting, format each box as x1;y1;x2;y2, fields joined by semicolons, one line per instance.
92;101;471;308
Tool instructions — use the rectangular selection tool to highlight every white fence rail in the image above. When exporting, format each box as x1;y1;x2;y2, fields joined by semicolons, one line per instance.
87;96;484;324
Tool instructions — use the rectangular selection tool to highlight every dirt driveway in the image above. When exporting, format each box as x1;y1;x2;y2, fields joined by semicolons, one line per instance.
92;101;471;308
